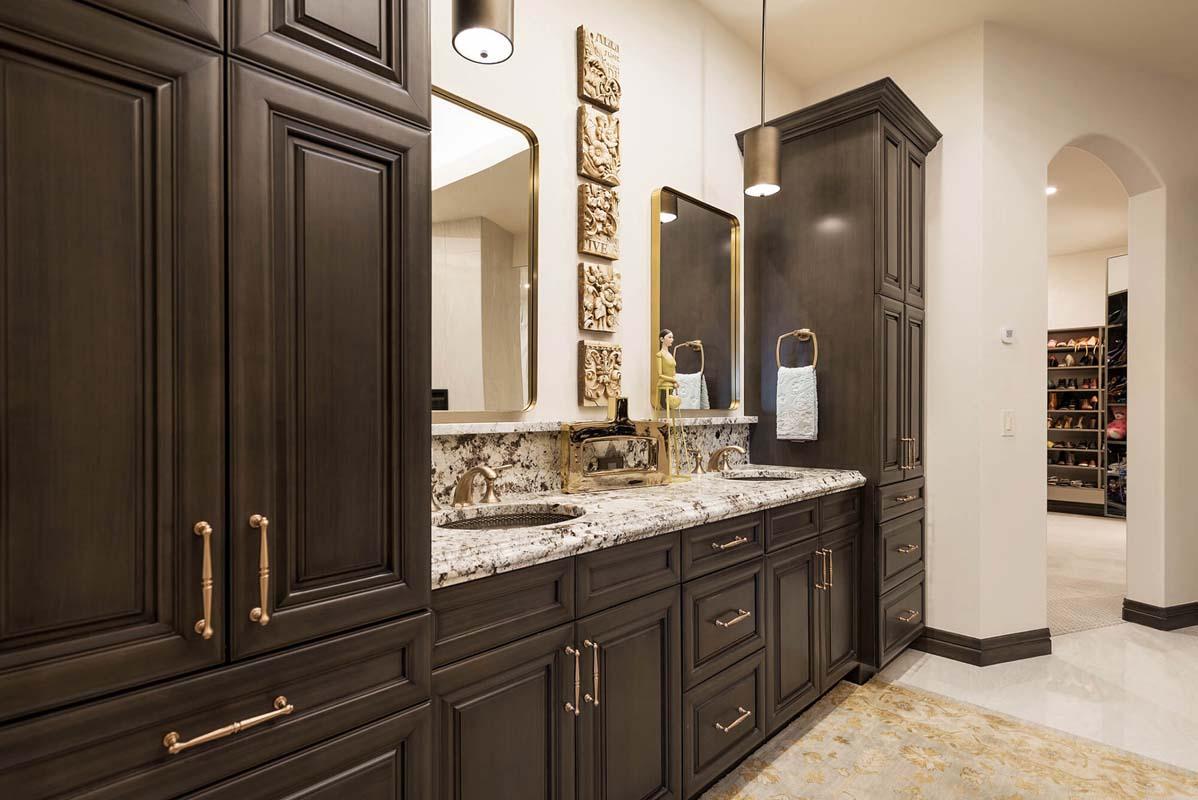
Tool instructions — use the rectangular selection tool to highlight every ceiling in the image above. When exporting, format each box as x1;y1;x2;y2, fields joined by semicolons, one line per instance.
1047;146;1127;256
694;0;1198;89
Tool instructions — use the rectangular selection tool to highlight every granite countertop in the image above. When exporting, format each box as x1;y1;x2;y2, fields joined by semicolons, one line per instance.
431;466;865;589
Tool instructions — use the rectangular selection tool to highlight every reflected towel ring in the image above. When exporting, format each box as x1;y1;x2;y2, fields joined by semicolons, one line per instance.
776;328;818;369
673;339;705;374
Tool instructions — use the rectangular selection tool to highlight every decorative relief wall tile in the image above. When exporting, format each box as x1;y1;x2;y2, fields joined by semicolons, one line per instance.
579;263;622;332
579;340;623;406
577;105;621;187
576;26;621;112
578;183;620;259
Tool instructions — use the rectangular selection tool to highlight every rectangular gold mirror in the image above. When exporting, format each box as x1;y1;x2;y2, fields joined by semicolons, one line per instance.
432;88;538;420
651;187;740;414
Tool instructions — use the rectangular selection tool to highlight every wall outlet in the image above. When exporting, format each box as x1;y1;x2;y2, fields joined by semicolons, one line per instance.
1002;409;1016;437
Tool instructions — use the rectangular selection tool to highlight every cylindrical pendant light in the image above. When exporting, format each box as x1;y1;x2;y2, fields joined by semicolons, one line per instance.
659;191;679;223
452;0;514;65
744;0;780;197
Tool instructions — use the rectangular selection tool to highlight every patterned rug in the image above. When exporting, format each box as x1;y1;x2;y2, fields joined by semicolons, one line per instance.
702;680;1198;799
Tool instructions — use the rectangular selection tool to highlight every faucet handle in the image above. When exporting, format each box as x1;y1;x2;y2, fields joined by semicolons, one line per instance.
481;464;514;504
689;448;705;475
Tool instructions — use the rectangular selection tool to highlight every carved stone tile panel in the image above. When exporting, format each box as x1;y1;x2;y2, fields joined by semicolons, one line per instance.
577;105;621;187
578;183;620;259
577;26;620;112
579;263;622;332
579;340;623;406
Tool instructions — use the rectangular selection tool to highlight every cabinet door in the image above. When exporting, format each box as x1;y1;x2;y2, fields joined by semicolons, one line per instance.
905;146;927;308
576;588;682;800
88;0;222;47
0;2;224;723
904;305;926;480
876;120;905;301
231;0;430;126
876;295;906;485
764;542;820;733
819;531;859;689
433;625;577;800
229;62;430;660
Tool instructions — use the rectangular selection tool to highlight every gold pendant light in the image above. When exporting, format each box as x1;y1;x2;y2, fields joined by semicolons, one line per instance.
453;0;514;65
744;0;780;197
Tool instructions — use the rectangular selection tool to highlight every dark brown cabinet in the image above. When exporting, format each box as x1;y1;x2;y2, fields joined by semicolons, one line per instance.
763;541;820;732
819;530;859;687
89;0;223;47
905;305;926;479
878;295;907;485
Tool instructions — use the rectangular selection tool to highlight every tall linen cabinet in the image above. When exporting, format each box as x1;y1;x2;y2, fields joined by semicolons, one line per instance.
0;1;432;796
742;79;940;674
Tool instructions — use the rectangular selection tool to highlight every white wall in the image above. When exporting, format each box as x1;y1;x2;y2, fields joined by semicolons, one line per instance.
432;0;802;421
1047;247;1126;329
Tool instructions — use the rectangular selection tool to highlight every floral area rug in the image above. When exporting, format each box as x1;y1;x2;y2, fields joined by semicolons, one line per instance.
702;680;1198;799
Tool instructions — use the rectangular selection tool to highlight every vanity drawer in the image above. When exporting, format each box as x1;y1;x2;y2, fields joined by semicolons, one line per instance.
765;499;818;551
880;572;925;666
819;489;862;531
0;614;430;800
432;559;574;667
879;509;925;593
682;650;766;799
680;512;764;579
683;560;765;688
877;478;925;523
576;532;681;616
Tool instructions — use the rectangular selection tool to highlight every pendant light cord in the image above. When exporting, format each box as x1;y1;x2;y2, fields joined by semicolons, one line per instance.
760;0;767;126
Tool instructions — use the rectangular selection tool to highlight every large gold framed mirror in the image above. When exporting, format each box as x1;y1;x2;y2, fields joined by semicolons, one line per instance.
651;188;741;414
432;88;538;420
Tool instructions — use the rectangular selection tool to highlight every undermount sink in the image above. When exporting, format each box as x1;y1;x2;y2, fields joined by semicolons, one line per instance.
718;467;808;482
436;503;585;531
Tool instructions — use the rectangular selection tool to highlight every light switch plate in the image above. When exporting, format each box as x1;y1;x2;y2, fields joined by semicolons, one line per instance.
999;326;1016;344
1002;409;1016;436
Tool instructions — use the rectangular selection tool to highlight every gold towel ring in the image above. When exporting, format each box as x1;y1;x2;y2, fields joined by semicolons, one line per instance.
672;339;705;374
776;328;818;369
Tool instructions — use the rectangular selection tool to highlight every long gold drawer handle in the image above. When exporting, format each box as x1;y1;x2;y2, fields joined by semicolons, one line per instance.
825;548;834;588
249;514;271;625
584;640;600;705
893;494;918;504
163;696;294;755
714;706;752;733
711;535;749;551
897;543;920;554
714;609;752;628
815;549;826;590
193;521;214;639
897;609;921;624
564;645;582;716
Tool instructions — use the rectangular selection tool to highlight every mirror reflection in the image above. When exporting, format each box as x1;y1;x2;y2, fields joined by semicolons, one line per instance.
431;90;537;416
652;188;740;413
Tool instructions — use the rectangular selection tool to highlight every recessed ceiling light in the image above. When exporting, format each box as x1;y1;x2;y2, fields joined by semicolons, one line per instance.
1045;185;1058;196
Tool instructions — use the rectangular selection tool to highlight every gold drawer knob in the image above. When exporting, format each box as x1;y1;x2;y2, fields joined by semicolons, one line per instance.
714;706;752;733
897;609;921;624
893;494;918;504
714;609;752;628
711;535;748;551
897;543;921;554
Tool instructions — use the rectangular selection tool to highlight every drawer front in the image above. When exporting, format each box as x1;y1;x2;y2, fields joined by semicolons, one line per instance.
680;513;764;580
880;573;925;665
819;489;862;532
683;561;765;688
682;651;766;799
0;614;430;800
432;559;574;667
576;532;680;616
765;500;818;552
184;704;430;799
880;509;925;593
877;477;925;523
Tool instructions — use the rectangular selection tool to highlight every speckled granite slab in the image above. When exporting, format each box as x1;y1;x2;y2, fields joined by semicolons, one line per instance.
431;467;864;589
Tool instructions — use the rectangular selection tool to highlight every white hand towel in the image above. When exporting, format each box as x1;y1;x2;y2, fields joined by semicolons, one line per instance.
675;372;710;410
777;366;817;441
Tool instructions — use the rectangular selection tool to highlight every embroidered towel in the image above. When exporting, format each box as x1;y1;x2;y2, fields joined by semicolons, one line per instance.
676;372;710;410
777;365;817;441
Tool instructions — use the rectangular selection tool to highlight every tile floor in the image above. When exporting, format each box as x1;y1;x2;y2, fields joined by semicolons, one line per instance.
1046;511;1126;635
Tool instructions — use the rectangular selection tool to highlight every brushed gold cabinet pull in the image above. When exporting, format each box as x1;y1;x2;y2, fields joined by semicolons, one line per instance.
815;549;825;590
897;543;920;554
193;521;214;639
894;494;917;504
714;609;752;628
162;696;294;755
712;535;748;551
825;548;834;588
897;609;921;624
714;706;752;733
248;514;271;625
584;640;600;706
564;645;581;716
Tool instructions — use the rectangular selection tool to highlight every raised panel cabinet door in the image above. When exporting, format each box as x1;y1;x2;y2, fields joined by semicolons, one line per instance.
904;146;927;308
0;1;224;723
229;62;430;660
87;0;223;47
433;624;577;800
818;530;859;690
904;305;926;480
876;119;905;301
231;0;430;127
185;704;430;799
876;295;906;485
576;587;682;800
764;542;820;733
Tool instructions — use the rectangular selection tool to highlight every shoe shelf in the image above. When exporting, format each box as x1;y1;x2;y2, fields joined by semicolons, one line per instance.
1047;325;1107;512
1104;289;1128;519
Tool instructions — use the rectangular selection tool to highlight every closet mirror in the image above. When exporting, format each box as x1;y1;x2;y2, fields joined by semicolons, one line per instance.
651;188;741;413
432;88;538;418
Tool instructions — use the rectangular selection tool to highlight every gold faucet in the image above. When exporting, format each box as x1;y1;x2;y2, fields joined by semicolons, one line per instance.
452;464;513;508
707;445;746;473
